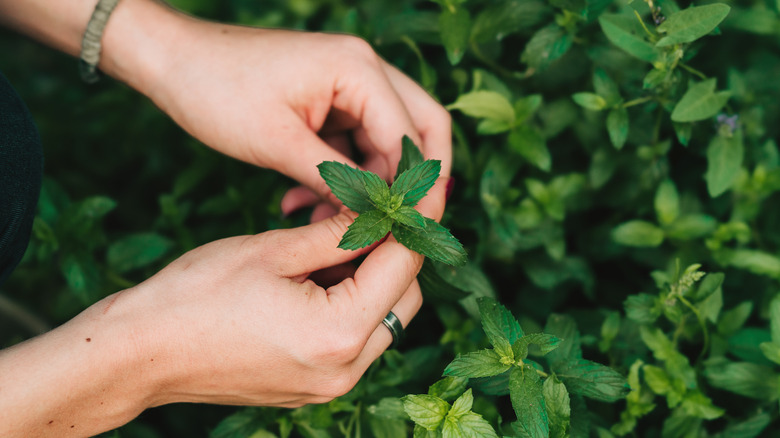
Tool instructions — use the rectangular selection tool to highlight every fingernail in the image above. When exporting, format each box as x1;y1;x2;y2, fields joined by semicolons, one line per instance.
445;177;455;201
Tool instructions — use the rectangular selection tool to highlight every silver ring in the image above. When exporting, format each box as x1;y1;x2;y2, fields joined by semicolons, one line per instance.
381;311;404;349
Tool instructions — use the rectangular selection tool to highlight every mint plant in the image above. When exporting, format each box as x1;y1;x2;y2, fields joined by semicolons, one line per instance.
8;0;780;436
317;136;467;266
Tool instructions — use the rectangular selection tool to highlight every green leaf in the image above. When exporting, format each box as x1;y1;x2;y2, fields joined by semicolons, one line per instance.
209;408;267;438
516;333;561;357
572;92;607;111
428;377;469;401
671;79;731;123
413;424;442;438
448;389;473;419
60;254;100;305
543;375;571;438
654;180;680;226
317;161;375;213
508;126;551;172
509;366;549;438
544;314;582;364
446;91;515;124
444;349;511;378
680;391;724;420
718;412;772;438
770;295;780;343
452;412;499;438
598;311;621;353
363;170;392;209
665;214;717;241
76;196;117;220
611;220;665;247
624;293;661;324
402;395;450;431
717;301;753;335
368;398;409;420
338;210;392;250
715;249;780;279
478;297;525;347
598;14;660;62
555;359;630;402
704;360;780;400
606;107;629;150
705;131;744;197
470;0;549;43
656;4;731;47
391;160;441;207
392;219;468;266
439;7;471;65
593;69;621;106
515;94;543;124
389;205;427;230
107;233;174;274
521;25;572;70
396;135;426;179
691;272;724;301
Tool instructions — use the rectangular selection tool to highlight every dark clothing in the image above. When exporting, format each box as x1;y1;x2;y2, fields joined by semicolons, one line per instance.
0;72;43;286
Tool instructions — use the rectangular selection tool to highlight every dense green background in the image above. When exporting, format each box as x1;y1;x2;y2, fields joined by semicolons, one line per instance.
3;0;780;436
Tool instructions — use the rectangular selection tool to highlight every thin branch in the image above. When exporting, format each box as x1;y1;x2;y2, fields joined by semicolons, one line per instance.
0;293;50;335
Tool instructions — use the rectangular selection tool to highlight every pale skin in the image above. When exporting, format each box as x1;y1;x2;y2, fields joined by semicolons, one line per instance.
0;1;452;437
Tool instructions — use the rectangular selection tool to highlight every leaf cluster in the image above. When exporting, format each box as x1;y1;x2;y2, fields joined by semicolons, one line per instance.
318;136;466;266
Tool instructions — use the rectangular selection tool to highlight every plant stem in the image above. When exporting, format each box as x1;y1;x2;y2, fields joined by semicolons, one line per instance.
0;293;50;335
679;63;708;80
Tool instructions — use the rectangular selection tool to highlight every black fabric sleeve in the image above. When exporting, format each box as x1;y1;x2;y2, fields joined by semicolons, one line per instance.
0;71;43;286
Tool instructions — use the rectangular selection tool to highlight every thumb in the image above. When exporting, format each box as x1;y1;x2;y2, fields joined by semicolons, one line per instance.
264;209;375;278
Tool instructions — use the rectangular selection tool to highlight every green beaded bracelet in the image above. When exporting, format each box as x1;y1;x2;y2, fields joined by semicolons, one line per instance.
79;0;121;84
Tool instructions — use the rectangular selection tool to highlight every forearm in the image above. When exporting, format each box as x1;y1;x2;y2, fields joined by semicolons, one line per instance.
0;0;185;95
0;291;159;437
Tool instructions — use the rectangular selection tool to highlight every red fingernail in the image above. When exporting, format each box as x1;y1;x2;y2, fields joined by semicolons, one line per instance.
445;177;455;201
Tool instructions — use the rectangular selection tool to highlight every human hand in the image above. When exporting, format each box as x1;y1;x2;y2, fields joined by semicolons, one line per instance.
119;9;451;219
115;180;448;409
0;180;446;438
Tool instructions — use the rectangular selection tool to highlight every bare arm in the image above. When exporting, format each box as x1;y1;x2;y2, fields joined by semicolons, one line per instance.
0;0;177;93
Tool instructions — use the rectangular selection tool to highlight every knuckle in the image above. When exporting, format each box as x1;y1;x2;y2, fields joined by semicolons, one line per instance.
315;369;360;399
338;35;378;61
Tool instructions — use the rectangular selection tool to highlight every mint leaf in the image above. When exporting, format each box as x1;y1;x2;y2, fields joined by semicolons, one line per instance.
392;219;468;266
401;394;450;431
318;161;375;213
455;412;499;438
389;205;426;230
338;209;393;250
671;79;731;123
555;358;630;402
444;349;511;378
413;424;442;438
362;170;392;209
391;160;441;207
509;366;549;438
396;135;425;179
320;137;466;266
428;376;469;402
515;333;561;357
449;388;473;418
543;375;571;438
656;4;731;47
478;297;525;348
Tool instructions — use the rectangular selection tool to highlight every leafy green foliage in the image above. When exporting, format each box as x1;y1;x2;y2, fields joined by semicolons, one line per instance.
5;0;780;435
319;137;466;265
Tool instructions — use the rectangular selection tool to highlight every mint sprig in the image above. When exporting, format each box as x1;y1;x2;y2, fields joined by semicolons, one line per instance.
317;136;467;266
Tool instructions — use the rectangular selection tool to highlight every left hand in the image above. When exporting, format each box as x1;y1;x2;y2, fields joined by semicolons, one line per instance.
113;7;451;215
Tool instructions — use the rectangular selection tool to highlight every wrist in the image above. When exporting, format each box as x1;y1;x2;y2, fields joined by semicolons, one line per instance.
99;0;188;95
0;289;162;437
